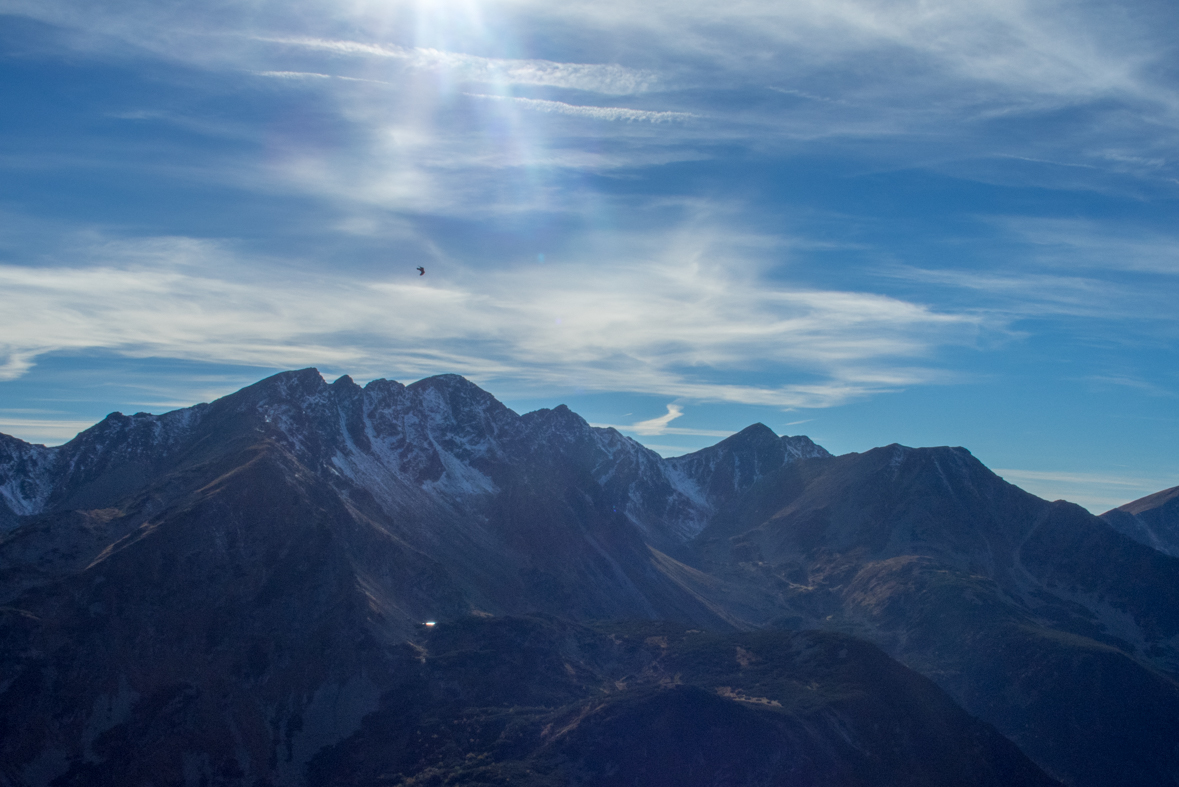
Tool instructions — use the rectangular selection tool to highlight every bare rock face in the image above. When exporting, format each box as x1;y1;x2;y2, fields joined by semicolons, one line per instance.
0;369;1174;786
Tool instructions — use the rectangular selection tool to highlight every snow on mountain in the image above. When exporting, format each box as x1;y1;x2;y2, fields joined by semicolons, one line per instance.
0;404;209;530
0;367;833;550
0;434;56;525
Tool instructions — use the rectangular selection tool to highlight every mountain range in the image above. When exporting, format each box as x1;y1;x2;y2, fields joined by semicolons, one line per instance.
1;369;1176;786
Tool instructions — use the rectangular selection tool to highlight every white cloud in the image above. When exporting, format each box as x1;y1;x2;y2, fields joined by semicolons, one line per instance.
465;94;694;123
887;215;1179;332
539;0;1171;103
0;233;983;408
896;268;1123;317
593;404;736;438
239;1;1171;211
5;0;1176;220
998;217;1179;276
255;36;657;94
0;418;97;445
253;70;332;79
632;404;684;435
767;87;847;105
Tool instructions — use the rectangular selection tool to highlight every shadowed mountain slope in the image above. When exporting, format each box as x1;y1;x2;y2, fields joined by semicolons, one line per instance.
1103;485;1179;557
685;445;1179;787
0;370;748;628
307;616;1059;787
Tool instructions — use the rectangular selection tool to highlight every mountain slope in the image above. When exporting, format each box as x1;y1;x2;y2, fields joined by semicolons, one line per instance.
0;438;434;786
686;445;1179;787
1102;485;1179;557
307;616;1059;787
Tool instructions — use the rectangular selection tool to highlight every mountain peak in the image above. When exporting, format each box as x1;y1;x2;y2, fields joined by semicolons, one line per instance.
727;422;778;442
245;367;328;402
406;374;512;422
542;403;581;421
667;422;828;503
691;423;780;461
271;367;325;385
407;373;481;392
518;403;592;441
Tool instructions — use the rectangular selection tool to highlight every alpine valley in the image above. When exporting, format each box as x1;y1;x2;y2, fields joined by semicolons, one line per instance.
1;370;1177;786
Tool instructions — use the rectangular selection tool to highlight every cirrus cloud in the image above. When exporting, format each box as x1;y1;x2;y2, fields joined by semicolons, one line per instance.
0;232;985;408
254;35;659;94
464;94;695;123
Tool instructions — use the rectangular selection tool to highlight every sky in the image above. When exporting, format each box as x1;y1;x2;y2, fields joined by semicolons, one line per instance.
1;0;1177;513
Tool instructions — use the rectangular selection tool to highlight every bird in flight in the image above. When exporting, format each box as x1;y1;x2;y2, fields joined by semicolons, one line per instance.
416;266;425;276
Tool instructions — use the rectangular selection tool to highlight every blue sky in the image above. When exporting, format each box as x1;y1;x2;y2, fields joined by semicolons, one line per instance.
1;0;1177;512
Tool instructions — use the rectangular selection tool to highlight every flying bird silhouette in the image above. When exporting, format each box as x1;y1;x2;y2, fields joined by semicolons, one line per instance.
416;266;425;276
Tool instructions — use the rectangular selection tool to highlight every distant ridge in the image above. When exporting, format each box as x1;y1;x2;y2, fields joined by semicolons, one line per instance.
1102;484;1179;556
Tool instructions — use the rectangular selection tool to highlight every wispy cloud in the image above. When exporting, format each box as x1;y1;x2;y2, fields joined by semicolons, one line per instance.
465;94;694;123
5;0;1176;224
632;404;686;435
0;418;97;445
895;268;1128;318
0;232;984;408
994;467;1175;513
886;213;1179;334
253;70;331;79
10;0;1172;113
255;36;657;94
995;468;1163;488
1084;375;1176;397
767;87;847;105
593;404;736;438
997;217;1179;276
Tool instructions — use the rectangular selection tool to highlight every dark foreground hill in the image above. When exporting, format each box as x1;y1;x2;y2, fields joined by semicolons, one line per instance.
0;369;1175;786
309;616;1058;787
